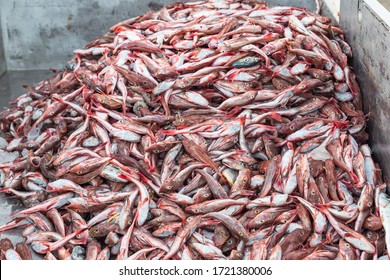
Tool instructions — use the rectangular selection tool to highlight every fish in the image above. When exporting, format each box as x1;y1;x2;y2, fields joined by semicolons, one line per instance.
0;0;387;261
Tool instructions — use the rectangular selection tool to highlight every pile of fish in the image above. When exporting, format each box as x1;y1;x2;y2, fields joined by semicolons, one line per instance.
0;0;389;260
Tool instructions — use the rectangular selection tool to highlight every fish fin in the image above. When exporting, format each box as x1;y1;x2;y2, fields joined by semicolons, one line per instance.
113;26;126;34
269;112;282;122
332;120;349;129
159;130;177;135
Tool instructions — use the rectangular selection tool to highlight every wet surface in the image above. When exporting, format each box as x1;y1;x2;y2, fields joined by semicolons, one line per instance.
0;192;41;259
0;194;26;250
0;70;53;109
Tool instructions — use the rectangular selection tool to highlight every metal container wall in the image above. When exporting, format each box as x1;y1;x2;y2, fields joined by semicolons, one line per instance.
340;0;390;192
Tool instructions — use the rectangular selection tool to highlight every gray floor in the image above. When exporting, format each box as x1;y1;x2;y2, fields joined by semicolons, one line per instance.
0;70;54;109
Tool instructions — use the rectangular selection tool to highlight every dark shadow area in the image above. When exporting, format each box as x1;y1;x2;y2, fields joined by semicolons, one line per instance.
0;70;53;109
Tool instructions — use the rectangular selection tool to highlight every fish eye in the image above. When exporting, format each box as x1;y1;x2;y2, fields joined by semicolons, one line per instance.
239;232;244;236
179;119;184;122
153;150;159;153
255;210;260;214
227;240;232;244
203;194;209;197
290;125;295;130
194;209;199;213
243;179;247;183
260;220;264;224
94;228;99;233
345;243;350;247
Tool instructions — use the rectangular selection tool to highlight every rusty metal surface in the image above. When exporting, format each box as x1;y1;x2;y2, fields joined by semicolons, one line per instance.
340;0;390;193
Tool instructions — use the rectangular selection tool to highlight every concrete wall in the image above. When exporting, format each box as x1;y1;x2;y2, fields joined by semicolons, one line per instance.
0;0;340;71
0;9;6;76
